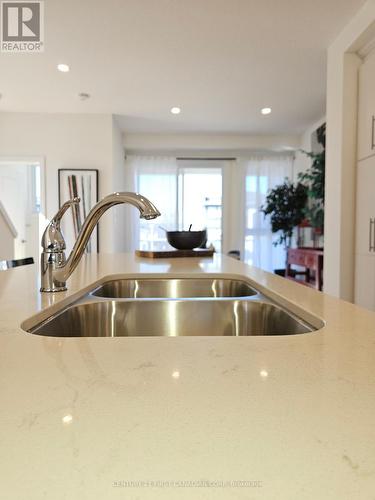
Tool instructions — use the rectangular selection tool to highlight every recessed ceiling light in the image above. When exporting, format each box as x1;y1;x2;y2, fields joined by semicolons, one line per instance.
57;63;70;73
62;414;73;425
78;92;90;101
171;106;181;115
261;107;272;115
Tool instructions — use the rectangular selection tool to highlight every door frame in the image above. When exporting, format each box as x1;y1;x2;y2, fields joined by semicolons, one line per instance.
0;155;46;258
0;156;46;215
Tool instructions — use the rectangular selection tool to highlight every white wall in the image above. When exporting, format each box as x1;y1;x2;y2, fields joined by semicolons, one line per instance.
124;128;326;180
0;163;28;257
0;203;16;260
0;217;14;260
0;112;117;253
111;116;127;252
324;0;375;301
123;132;301;154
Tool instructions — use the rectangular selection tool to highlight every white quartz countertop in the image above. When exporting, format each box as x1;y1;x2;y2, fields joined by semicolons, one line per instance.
1;253;375;499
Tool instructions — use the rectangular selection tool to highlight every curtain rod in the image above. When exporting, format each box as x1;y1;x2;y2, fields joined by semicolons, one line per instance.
176;157;237;161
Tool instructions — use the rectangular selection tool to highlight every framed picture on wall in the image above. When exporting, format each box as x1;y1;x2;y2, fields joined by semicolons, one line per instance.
58;169;99;253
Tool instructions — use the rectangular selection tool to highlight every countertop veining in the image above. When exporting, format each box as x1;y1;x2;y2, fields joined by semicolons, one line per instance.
1;253;375;499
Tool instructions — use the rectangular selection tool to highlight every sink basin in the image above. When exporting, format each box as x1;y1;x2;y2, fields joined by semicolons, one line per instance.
28;299;314;337
91;278;258;299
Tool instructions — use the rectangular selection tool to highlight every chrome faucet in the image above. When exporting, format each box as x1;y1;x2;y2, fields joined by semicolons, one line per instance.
40;192;161;292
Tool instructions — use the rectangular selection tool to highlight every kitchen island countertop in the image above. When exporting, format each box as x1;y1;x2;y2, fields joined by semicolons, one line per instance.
1;253;374;499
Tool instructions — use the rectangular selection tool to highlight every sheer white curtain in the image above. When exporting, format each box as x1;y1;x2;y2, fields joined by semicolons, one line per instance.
243;155;294;272
123;156;178;251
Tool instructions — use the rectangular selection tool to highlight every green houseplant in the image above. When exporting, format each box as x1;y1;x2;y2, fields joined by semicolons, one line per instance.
261;180;308;249
298;150;325;232
298;123;326;233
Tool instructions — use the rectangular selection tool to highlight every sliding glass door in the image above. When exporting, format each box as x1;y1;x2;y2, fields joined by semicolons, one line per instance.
138;169;178;251
178;166;222;251
137;161;223;251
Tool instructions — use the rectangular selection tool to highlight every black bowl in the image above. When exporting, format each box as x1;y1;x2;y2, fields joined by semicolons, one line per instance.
166;230;206;250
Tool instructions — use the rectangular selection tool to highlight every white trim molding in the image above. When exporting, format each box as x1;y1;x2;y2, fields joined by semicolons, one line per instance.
0;201;17;238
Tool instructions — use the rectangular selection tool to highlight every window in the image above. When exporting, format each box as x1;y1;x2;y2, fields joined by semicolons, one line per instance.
244;155;293;271
138;170;177;251
136;160;223;251
125;154;294;270
178;167;222;251
244;174;270;265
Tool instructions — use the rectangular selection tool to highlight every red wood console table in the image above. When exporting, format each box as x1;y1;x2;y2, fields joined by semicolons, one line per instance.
286;247;324;291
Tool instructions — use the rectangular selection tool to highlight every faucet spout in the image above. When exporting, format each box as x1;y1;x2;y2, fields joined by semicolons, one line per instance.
40;192;160;292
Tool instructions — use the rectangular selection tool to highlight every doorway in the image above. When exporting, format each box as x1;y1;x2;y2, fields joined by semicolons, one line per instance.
0;158;46;262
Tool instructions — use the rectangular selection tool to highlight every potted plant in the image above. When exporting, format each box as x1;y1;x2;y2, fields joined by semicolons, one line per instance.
298;123;326;242
261;179;307;275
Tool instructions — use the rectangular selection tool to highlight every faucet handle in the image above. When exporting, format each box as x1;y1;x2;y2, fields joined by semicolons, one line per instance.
52;198;81;227
41;197;80;252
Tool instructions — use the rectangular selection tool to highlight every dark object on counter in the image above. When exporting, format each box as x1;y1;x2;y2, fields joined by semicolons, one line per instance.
274;268;286;277
0;257;34;271
164;227;207;250
274;268;298;278
227;250;241;260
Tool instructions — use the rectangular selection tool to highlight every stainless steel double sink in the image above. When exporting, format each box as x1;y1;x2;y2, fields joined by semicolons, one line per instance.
24;277;322;337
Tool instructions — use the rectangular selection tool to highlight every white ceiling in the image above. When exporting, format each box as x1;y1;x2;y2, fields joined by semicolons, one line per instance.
0;0;366;134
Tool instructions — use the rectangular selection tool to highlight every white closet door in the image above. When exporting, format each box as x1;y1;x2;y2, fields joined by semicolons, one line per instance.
358;51;375;162
355;254;375;309
355;156;375;255
355;157;375;310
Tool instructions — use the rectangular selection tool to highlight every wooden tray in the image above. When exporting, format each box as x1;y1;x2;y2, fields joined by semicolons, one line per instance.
135;248;214;259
